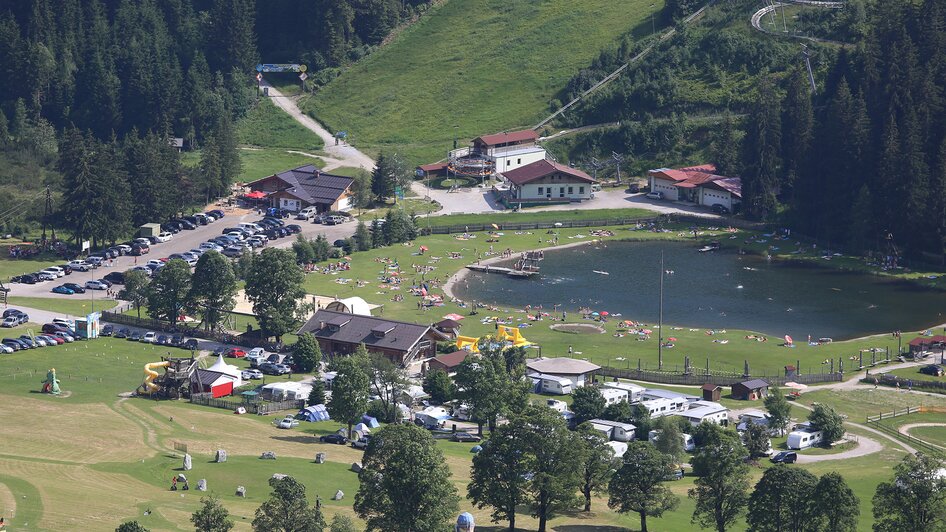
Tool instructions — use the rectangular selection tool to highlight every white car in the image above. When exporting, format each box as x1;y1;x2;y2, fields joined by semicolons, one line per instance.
276;416;299;429
248;347;266;358
43;267;65;278
67;260;92;272
156;232;173;243
131;265;153;276
199;242;223;252
242;369;264;380
141;331;158;343
0;344;13;354
52;318;72;328
133;237;150;246
146;259;164;268
645;191;664;200
54;331;75;342
36;271;56;281
85;280;108;290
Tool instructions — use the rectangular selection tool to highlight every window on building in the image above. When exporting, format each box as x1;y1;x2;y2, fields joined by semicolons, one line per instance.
517;158;521;164
579;186;585;194
559;187;565;198
506;160;511;165
538;187;543;195
568;186;574;194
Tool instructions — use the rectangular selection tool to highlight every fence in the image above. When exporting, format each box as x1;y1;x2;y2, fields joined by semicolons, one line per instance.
419;216;662;235
596;366;843;386
189;393;303;415
865;406;922;424
101;311;280;350
172;441;188;454
866;373;946;394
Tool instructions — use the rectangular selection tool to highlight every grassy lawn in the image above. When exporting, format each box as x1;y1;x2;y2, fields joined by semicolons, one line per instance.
237;98;324;151
909;425;946;444
324;166;366;178
237;148;325;184
301;0;665;164
887;365;946;384
0;243;65;282
428;207;656;227
795;387;946;423
6;295;117;316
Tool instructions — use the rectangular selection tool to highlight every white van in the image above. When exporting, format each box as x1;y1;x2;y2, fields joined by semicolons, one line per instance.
787;427;823;450
238;222;263;234
648;430;696;452
296;207;318;220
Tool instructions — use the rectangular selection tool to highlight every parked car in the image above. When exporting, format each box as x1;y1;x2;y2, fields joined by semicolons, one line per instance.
62;282;86;294
352;435;373;449
286;224;302;233
1;314;27;327
276;415;300;429
41;323;69;335
224;347;246;358
103;272;126;285
645;191;664;200
85;280;109;290
1;309;23;319
53;331;75;342
68;261;93;271
451;432;482;443
259;362;288;375
43;266;65;278
141;331;158;343
52;285;75;295
38;334;63;345
770;451;798;464
18;335;41;347
920;364;945;377
11;273;38;284
129;244;150;256
101;324;114;337
1;338;22;351
114;328;130;339
711;204;730;215
223;246;245;258
128;331;143;341
182;338;199;350
319;433;349;445
36;271;57;281
208;209;225;219
242;369;264;380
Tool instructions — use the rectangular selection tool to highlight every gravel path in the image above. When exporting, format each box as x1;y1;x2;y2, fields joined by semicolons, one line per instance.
897;423;946;449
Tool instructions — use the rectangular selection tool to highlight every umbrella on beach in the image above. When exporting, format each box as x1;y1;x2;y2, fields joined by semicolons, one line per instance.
668;337;677;342
600;311;609;316
784;335;793;344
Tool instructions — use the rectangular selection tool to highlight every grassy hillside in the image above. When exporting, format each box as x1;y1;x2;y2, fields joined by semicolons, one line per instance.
301;0;664;165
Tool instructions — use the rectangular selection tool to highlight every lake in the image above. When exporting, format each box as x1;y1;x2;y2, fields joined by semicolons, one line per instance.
452;240;946;340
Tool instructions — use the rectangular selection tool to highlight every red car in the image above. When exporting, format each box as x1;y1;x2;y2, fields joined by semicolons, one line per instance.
224;348;246;358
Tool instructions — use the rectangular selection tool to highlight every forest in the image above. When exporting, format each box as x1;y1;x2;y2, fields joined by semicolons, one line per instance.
559;0;944;261
0;0;430;242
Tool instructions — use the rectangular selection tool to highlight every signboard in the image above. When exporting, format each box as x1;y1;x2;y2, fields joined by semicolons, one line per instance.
256;63;307;73
81;240;90;251
299;72;308;81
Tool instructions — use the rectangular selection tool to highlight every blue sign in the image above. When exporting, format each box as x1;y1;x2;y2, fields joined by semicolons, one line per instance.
256;64;264;72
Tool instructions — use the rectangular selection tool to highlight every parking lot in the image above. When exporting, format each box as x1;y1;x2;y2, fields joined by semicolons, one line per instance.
6;207;358;300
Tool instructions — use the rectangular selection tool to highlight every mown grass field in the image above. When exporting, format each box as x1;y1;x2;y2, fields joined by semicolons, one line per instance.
237;98;323;152
426;207;655;227
6;295;117;316
301;0;664;164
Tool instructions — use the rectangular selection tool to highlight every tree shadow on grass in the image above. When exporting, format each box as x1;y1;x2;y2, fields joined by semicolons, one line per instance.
270;434;323;445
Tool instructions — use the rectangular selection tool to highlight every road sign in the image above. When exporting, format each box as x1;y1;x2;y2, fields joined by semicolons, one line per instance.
256;64;264;72
256;73;262;82
299;72;308;81
299;64;307;72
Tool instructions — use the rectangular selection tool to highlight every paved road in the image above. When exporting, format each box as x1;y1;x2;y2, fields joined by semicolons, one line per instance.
6;207;356;300
261;82;376;171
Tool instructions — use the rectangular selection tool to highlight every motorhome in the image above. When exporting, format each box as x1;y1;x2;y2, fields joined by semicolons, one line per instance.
787;423;824;450
641;397;687;418
531;374;574;395
600;387;629;405
590;419;636;442
601;381;645;403
677;401;729;426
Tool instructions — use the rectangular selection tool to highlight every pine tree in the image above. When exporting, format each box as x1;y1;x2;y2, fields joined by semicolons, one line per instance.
709;110;740;176
371;152;396;204
741;76;782;220
781;67;813;199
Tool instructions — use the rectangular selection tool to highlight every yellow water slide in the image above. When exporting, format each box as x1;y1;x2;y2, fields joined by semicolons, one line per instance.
141;361;170;394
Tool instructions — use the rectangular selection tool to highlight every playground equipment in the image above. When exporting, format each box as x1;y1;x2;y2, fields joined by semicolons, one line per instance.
497;326;532;347
41;368;61;395
137;356;198;398
141;361;171;394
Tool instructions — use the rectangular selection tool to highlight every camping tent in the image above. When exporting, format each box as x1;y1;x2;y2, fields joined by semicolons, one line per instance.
354;422;371;434
361;415;380;428
299;404;330;422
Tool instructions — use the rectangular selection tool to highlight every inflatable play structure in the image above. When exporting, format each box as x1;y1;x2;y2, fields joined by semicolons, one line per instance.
41;368;61;395
456;326;532;352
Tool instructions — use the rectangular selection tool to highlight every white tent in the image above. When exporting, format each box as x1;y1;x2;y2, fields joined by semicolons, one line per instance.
208;354;243;387
354;422;371;434
325;296;372;316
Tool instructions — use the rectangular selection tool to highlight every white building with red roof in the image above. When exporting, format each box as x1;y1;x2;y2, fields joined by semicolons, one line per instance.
499;159;598;203
647;164;742;211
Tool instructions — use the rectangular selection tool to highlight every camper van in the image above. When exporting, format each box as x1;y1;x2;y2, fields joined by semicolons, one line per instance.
641;397;687;418
648;430;696;452
590;419;636;442
533;374;574;395
786;426;823;450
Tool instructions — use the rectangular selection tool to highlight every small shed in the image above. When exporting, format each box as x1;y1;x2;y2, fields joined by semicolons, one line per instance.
433;319;461;338
731;379;770;401
427;351;470;374
701;383;722;401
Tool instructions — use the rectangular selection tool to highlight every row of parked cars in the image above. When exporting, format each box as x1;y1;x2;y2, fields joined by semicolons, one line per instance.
1;317;80;352
214;218;303;258
103;325;200;349
220;346;295;375
295;208;350;226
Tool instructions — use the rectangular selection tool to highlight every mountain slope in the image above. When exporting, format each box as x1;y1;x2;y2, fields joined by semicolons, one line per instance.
301;0;664;164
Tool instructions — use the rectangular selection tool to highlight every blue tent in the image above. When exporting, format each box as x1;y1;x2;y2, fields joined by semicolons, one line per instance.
361;415;380;428
299;404;330;422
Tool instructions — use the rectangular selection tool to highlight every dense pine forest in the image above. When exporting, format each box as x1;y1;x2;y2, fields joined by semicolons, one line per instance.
0;0;431;242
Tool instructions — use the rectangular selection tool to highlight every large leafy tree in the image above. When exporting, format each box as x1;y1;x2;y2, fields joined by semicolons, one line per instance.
360;353;408;423
810;472;859;532
146;259;192;323
807;403;845;445
468;415;531;531
189;251;237;331
120;269;150;319
689;429;751;532
454;354;505;435
608;441;679;532
742;422;771;459
422;368;454;404
244;248;306;341
523;405;584;532
327;352;370;437
571;386;606;424
763;387;791;436
252;476;326;532
191;495;234;532
292;333;322;374
873;452;946;531
576;422;615;512
116;522;149;532
747;465;818;532
354;424;459;532
652;416;686;462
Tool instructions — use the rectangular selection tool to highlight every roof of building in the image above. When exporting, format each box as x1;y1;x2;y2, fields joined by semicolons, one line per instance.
194;369;232;386
602;381;646;393
910;335;946;346
600;388;628;398
526;357;601;375
435;319;461;329
247;165;353;205
297;310;438;353
734;379;770;390
649;164;741;198
418;162;449;172
643;389;698;401
430;350;470;370
590;419;636;430
530;373;574;384
324;296;372;316
501;159;596;186
701;383;722;391
474;129;539;147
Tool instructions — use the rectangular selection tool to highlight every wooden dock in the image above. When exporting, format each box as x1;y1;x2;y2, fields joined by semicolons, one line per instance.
466;264;539;278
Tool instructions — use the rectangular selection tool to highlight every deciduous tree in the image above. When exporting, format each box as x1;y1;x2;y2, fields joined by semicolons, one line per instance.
653;416;685;462
763;387;791;436
189;251;237;331
120;269;150;319
244;248;305;341
293;333;322;374
191;495;234;532
746;465;818;532
422;368;454;404
571;385;606;424
354;424;459;532
252;476;326;532
742;422;771;459
146;259;192;323
689;430;751;532
608;441;679;532
576;422;615;512
873;452;946;531
807;403;845;445
810;472;859;532
327;353;370;437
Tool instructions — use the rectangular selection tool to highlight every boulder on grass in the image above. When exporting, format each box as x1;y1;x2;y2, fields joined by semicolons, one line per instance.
260;451;277;460
350;462;362;473
215;449;227;463
236;486;246;497
197;479;207;491
333;490;344;501
182;453;192;470
315;452;326;464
